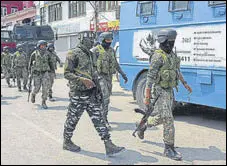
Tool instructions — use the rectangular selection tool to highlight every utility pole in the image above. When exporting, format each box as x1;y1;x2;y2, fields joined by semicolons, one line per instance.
88;1;99;38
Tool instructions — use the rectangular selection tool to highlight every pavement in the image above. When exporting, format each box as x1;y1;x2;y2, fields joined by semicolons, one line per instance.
1;67;226;165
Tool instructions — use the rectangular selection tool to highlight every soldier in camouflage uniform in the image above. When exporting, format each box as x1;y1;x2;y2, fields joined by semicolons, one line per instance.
1;46;13;87
47;43;62;101
90;32;128;130
136;29;192;161
28;40;54;109
63;31;125;156
12;44;29;92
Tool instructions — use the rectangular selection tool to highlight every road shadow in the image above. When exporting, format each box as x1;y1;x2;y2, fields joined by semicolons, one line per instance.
109;122;158;131
142;141;226;163
79;148;158;165
1;100;10;105
1;95;22;100
129;101;137;105
109;106;122;112
111;91;132;97
34;104;67;111
51;97;69;102
173;104;226;132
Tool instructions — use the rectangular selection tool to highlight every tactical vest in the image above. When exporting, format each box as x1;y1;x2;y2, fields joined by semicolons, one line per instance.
14;51;27;67
155;49;181;89
2;52;12;66
96;45;116;75
33;50;50;72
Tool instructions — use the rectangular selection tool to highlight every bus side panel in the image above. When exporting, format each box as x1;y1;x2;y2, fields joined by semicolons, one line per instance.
175;68;226;109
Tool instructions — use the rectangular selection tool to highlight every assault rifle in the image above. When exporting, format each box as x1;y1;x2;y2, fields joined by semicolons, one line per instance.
91;71;103;103
132;94;160;137
27;68;33;102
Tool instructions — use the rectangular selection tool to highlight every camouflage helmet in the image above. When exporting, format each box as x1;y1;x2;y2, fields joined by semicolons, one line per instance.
16;44;23;49
3;46;9;52
157;29;177;43
47;43;54;49
99;32;113;42
37;40;47;48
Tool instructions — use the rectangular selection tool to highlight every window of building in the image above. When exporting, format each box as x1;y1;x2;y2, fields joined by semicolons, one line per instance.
11;7;18;14
1;6;7;16
48;3;62;22
99;1;119;12
40;7;46;25
208;1;226;7
69;1;86;18
168;1;190;12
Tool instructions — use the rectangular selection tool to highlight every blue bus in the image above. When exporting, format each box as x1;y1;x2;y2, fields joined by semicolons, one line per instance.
118;1;226;109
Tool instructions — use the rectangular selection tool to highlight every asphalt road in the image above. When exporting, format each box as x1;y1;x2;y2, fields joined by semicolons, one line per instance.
1;68;226;165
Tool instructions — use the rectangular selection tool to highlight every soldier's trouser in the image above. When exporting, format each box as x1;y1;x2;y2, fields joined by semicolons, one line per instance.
2;66;11;85
147;86;175;145
63;91;110;141
15;66;28;88
48;72;55;96
99;78;111;122
32;71;50;101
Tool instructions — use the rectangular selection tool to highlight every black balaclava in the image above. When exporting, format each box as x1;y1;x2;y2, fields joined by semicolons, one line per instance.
39;45;46;55
18;47;23;53
160;40;175;54
101;40;111;49
48;47;54;52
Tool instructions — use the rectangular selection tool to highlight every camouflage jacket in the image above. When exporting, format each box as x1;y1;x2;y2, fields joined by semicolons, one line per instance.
91;44;124;80
12;51;28;68
1;52;13;68
64;43;96;92
48;50;61;72
29;50;54;73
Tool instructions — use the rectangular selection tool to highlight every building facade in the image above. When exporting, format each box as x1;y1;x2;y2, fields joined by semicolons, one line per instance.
34;1;121;53
1;1;35;29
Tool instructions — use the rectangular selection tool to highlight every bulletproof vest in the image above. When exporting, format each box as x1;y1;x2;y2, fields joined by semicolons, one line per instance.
2;52;12;66
14;51;27;67
96;45;116;75
155;49;180;89
49;51;58;69
33;50;50;72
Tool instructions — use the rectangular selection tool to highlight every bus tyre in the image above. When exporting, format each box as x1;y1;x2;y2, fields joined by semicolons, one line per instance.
136;75;147;110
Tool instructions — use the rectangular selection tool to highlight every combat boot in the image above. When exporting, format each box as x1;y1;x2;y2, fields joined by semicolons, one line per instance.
42;100;48;109
31;94;36;103
63;139;81;152
136;123;147;139
104;140;125;157
49;94;56;102
7;80;12;88
164;144;182;161
18;87;22;92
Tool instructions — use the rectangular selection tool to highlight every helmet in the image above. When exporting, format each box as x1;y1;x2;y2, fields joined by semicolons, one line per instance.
47;43;54;50
37;40;47;48
16;44;23;49
78;31;96;49
78;31;96;42
3;46;9;52
99;32;113;42
157;29;177;43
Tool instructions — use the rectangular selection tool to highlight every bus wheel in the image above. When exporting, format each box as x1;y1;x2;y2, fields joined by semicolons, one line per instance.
135;74;147;110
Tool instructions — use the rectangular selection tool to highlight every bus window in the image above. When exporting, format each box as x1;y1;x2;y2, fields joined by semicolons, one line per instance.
168;1;190;12
136;1;154;16
208;1;226;7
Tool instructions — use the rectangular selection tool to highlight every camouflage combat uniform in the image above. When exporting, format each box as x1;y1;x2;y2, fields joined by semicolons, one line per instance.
63;43;110;141
1;51;13;86
12;50;29;90
29;49;53;103
145;49;181;145
48;50;61;98
91;44;126;126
